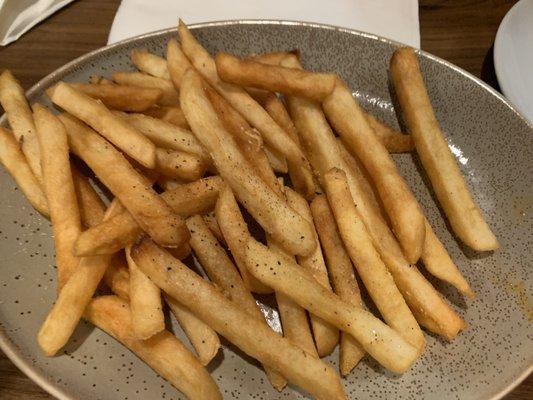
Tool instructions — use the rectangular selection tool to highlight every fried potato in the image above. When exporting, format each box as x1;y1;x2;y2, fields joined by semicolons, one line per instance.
166;38;194;90
85;296;222;400
131;49;171;79
89;75;114;85
112;71;179;106
154;148;206;181
390;47;498;251
0;127;48;215
48;82;156;168
70;163;106;228
249;50;300;65
0;70;42;179
201;211;225;245
132;239;346;400
363;112;414;153
143;105;189;128
59;113;189;249
103;252;131;300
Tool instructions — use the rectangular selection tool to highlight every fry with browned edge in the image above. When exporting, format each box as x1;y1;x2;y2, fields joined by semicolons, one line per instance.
154;148;206;181
131;49;171;79
363;112;414;153
112;71;179;106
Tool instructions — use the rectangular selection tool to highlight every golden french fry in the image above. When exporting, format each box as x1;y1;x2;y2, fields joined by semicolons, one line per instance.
216;52;336;101
33;105;82;289
48;82;156;168
131;49;171;79
201;211;225;245
166;38;194;90
0;127;48;215
103;252;131;300
363;112;414;153
70;163;106;228
67;83;162;112
89;75;114;85
59;113;189;249
154;148;206;181
243;237;420;374
249;50;300;65
126;245;165;339
323;79;426;264
132;239;346;400
263;144;288;173
143;105;190;128
74;176;223;256
390;47;498;251
310;195;365;375
84;296;222;400
285;188;339;357
37;200;123;356
180;69;315;256
113;71;179;106
0;70;42;179
186;215;287;391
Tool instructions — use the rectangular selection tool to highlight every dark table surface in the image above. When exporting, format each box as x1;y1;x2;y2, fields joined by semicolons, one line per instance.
0;0;530;399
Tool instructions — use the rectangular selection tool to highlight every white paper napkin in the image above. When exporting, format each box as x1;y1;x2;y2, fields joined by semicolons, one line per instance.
108;0;420;48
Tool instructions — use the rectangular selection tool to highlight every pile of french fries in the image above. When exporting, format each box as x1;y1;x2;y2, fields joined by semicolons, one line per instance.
0;20;499;400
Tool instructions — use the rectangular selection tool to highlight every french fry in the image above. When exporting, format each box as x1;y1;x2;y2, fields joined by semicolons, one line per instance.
310;195;365;375
113;71;179;106
164;294;220;366
154;148;206;181
59;113;189;249
103;253;131;300
323;168;425;353
285;188;339;357
143;105;189;128
89;75;114;85
363;112;414;153
0;127;48;215
47;82;156;168
70;163;106;228
263;145;288;173
0;70;42;179
201;211;225;245
249;50;300;65
186;215;287;391
180;68;315;256
243;237;420;374
166;38;194;90
323;79;426;264
178;21;314;187
126;245;165;339
216;52;336;101
84;296;222;400
37;200;123;356
33;105;82;289
390;47;499;251
74;176;223;256
67;83;162;112
131;49;171;79
132;239;346;400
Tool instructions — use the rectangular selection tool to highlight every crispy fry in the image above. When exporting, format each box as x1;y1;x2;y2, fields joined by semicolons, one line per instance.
249;50;300;65
74;176;223;256
390;47;498;251
310;195;365;375
132;239;346;400
180;68;315;256
67;83;162;112
0;70;42;179
363;112;414;153
48;82;156;168
263;145;288;173
154;148;206;181
186;215;287;391
201;211;225;245
323;79;426;263
143;105;190;128
243;237;420;374
131;49;171;79
85;296;222;400
59;113;189;249
0;127;48;215
112;71;179;106
70;164;106;228
166;38;194;90
103;253;130;300
216;52;336;101
33;105;81;289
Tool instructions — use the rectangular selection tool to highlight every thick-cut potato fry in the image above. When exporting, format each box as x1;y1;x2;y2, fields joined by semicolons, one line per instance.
164;294;220;366
112;71;179;106
33;105;81;289
323;80;426;264
37;201;123;356
249;50;300;65
131;49;171;79
243;237;420;374
144;105;189;128
390;47;498;251
310;195;365;375
0;127;48;215
216;52;336;101
154;148;206;181
48;83;156;168
167;38;194;90
70;164;106;228
285;189;339;357
0;70;42;180
67;83;162;112
103;253;130;300
126;245;165;339
178;21;314;185
324;168;425;352
132;239;346;400
60;114;189;249
186;216;287;391
363;112;414;153
85;296;222;400
75;176;223;256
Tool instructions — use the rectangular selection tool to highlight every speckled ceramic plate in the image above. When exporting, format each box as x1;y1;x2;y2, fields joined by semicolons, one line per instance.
0;21;531;400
